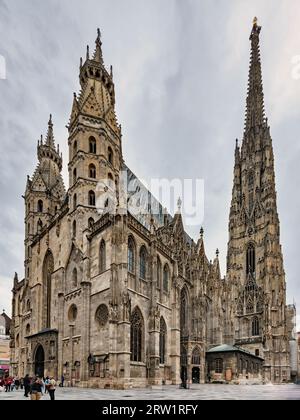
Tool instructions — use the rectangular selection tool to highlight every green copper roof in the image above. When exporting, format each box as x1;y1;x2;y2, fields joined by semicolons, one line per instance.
207;344;264;360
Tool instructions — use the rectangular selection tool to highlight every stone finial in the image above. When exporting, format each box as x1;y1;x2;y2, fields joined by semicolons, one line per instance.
97;28;101;42
177;197;182;213
216;249;220;258
200;227;204;239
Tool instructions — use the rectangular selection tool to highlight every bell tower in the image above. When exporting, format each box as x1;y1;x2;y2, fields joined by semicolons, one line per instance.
24;115;65;281
67;29;123;246
227;19;290;383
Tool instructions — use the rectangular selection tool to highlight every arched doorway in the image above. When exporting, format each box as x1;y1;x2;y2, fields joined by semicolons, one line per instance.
192;367;200;384
34;345;45;378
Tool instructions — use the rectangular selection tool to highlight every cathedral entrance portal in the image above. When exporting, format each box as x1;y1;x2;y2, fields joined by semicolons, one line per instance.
192;367;200;384
34;345;45;378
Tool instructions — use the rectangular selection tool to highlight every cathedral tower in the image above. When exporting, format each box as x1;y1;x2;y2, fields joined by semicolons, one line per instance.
24;115;65;282
67;29;123;248
227;18;290;383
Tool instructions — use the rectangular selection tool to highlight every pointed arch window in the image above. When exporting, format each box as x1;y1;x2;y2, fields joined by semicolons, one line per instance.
72;220;77;239
246;297;254;314
89;164;96;179
88;218;94;230
130;307;144;362
72;268;78;288
159;317;167;364
89;190;96;207
37;219;43;234
89;136;97;154
108;147;114;165
42;250;54;329
139;246;147;280
252;316;259;336
163;264;169;293
192;347;201;365
38;200;43;213
246;243;255;276
99;240;106;273
128;237;135;274
157;257;162;290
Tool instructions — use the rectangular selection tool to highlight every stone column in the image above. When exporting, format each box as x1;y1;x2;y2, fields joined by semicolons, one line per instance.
57;291;64;381
170;269;181;385
80;278;91;385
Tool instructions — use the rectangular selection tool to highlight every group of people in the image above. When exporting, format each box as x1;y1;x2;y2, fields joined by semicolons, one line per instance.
23;375;57;400
0;374;61;400
0;376;22;392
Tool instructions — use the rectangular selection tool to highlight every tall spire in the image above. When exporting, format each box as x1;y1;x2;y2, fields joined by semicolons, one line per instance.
93;28;104;64
244;17;265;135
45;114;55;149
37;115;62;171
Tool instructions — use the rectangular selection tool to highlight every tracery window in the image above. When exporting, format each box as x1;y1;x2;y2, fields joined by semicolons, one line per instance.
163;264;169;293
246;243;255;276
99;240;106;273
252;316;259;336
130;308;144;362
89;136;97;154
192;347;201;365
95;304;109;327
128;237;135;274
72;268;78;288
139;246;147;280
157;257;162;290
89;164;96;179
246;296;254;314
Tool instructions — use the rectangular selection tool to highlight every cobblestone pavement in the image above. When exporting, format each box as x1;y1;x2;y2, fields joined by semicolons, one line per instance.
0;384;300;400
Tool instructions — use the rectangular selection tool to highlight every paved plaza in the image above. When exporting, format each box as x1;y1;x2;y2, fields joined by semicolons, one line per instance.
0;384;300;400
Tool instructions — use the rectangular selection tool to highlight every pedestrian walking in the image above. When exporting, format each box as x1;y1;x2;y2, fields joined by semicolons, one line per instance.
24;374;31;398
30;378;43;401
48;377;56;401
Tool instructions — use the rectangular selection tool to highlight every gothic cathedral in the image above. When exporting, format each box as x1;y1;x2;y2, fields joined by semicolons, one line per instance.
10;20;295;388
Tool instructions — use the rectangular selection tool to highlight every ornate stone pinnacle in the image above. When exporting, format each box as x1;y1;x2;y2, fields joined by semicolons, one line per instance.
177;197;182;212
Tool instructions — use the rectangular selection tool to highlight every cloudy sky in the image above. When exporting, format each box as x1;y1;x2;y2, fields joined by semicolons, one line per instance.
0;0;299;328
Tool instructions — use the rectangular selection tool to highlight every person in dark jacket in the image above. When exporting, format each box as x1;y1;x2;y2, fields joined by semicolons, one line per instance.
30;378;43;400
24;374;31;398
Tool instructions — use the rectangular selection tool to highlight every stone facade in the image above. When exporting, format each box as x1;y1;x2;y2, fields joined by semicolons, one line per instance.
0;312;11;375
206;344;264;384
10;21;296;388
